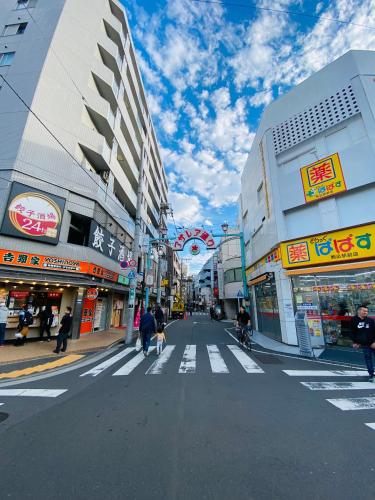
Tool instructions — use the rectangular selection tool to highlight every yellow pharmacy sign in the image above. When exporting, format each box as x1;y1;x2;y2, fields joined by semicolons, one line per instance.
280;223;375;269
300;153;346;203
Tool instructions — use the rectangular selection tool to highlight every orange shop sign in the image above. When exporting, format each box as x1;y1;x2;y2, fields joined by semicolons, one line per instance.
0;249;88;273
0;248;119;283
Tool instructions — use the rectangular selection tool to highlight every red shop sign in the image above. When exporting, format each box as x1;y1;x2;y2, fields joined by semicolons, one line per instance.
47;292;62;299
9;291;30;298
86;288;99;300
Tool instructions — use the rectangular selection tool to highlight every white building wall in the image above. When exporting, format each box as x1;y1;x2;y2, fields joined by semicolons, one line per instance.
241;50;375;346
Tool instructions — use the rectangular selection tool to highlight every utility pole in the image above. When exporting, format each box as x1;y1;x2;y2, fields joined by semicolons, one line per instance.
125;144;146;344
155;203;170;304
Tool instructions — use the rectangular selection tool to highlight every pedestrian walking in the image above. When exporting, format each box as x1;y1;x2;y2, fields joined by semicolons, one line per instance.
0;300;9;347
156;324;166;355
139;306;156;357
53;306;73;354
14;304;33;346
209;306;215;321
155;303;164;329
351;305;375;382
39;305;54;342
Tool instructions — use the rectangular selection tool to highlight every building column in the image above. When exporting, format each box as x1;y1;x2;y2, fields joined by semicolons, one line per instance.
274;264;298;345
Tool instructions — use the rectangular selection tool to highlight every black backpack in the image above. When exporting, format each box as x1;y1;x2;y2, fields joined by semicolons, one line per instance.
25;310;34;326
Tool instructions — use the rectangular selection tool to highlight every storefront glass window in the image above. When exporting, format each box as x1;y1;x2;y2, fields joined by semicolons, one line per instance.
292;268;375;347
254;275;281;341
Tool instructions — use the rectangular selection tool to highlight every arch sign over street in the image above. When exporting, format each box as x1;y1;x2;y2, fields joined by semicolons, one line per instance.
173;228;216;251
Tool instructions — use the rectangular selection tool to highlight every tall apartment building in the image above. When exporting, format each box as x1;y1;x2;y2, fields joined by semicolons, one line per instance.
0;0;168;340
241;50;375;349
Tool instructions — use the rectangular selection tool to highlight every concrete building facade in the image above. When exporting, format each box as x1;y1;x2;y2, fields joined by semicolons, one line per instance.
0;0;168;340
241;50;375;348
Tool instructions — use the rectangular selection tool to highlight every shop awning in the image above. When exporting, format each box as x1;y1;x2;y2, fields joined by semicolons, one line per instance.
284;260;375;276
248;273;273;286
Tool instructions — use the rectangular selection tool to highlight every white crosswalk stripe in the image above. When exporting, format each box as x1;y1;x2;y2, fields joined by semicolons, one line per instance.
365;423;375;430
85;344;263;376
207;345;229;373
80;347;135;377
283;370;368;377
227;345;264;373
301;382;375;391
179;345;196;374
326;397;375;411
0;389;67;398
112;347;156;376
146;345;176;374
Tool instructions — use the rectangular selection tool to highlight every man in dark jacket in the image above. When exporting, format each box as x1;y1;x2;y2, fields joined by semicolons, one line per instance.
351;305;375;382
140;306;156;356
155;304;165;328
53;306;73;354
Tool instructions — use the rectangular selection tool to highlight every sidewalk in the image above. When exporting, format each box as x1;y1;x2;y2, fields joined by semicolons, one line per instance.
0;328;125;365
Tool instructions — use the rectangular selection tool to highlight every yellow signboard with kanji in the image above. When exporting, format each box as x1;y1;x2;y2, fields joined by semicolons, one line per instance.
280;224;375;269
300;153;346;203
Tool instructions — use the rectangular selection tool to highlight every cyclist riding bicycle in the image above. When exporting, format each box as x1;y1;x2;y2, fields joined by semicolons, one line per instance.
236;306;251;346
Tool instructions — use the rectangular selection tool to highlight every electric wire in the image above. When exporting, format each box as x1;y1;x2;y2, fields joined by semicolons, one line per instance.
24;6;87;102
0;74;137;226
189;0;375;31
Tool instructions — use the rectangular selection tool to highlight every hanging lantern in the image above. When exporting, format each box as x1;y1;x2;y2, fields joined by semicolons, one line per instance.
190;243;200;256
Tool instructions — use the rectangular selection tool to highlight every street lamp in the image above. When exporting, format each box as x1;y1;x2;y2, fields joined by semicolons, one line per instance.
221;222;229;234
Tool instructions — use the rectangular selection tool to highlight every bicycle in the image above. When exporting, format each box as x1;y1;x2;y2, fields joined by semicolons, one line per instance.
236;324;252;351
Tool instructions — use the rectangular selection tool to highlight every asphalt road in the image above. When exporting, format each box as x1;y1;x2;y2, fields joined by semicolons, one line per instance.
0;315;374;500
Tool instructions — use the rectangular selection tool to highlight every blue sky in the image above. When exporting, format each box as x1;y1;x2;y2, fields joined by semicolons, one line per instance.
122;0;375;272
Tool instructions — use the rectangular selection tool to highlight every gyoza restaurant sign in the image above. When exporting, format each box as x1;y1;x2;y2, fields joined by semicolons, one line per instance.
88;221;129;262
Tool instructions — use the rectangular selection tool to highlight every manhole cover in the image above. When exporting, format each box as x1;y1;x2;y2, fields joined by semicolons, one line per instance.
254;354;283;365
0;412;9;423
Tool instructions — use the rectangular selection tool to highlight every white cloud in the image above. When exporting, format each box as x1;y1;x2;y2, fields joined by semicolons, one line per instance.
168;191;203;226
160;110;178;135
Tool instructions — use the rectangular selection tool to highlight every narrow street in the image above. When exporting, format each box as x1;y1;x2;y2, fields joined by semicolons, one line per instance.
0;316;374;500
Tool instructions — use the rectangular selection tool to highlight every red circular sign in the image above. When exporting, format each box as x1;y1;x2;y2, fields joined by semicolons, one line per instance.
8;192;61;239
86;288;99;300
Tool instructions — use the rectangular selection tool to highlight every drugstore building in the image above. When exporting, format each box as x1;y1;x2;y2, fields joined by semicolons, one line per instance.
241;50;375;347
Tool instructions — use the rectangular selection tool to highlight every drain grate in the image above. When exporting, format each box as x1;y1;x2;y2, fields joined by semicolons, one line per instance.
254;354;283;365
0;412;9;423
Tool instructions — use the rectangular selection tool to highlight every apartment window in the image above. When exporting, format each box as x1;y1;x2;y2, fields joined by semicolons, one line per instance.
0;52;15;67
2;23;28;36
16;0;36;9
67;213;91;246
257;182;263;204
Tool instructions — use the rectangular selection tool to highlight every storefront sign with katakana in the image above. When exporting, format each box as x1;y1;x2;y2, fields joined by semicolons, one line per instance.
300;153;346;203
280;223;375;268
173;228;216;251
1;182;66;244
88;221;129;262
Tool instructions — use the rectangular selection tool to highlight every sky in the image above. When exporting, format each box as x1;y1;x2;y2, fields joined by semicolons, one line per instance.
122;0;375;273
